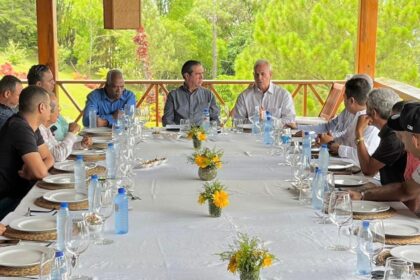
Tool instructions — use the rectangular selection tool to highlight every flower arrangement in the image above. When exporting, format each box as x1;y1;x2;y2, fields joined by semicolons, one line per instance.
219;233;275;280
187;126;207;149
188;147;223;180
198;180;229;217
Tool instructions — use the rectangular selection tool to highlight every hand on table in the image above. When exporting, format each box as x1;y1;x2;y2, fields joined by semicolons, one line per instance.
81;136;93;148
112;110;123;120
348;190;362;200
318;132;334;144
68;122;81;134
284;122;297;129
329;142;340;155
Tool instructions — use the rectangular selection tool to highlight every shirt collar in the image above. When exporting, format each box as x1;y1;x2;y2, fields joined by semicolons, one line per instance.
103;88;126;102
254;82;274;95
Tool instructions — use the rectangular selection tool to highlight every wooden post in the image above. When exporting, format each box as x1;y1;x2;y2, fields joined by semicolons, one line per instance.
36;0;58;94
355;0;378;78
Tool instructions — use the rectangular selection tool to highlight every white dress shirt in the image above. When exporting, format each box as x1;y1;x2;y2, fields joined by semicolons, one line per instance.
336;110;380;166
233;82;296;122
39;124;82;162
298;109;354;138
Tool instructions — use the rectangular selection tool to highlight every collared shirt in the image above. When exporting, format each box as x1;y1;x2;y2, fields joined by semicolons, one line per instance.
0;104;17;130
82;88;136;127
371;125;406;185
233;82;296;122
298;109;354;138
337;110;380;166
39;124;82;162
162;85;220;126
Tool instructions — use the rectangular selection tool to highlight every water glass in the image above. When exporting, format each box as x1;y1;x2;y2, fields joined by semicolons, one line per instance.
384;258;415;280
359;220;385;270
39;251;54;280
328;191;353;251
209;120;218;137
233;118;244;133
298;180;312;205
90;180;114;245
180;119;191;133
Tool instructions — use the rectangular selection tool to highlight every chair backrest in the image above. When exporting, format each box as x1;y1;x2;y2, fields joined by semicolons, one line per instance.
319;83;345;120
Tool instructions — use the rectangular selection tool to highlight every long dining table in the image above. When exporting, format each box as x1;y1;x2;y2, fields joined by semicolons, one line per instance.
2;131;418;280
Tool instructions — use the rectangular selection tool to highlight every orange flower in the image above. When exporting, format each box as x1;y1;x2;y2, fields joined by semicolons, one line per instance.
195;155;208;168
212;190;229;208
212;155;222;168
227;254;237;273
197;132;207;141
262;254;272;268
198;194;206;205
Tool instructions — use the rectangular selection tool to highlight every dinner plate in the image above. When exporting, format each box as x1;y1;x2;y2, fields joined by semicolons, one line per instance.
83;127;112;136
9;216;56;232
43;189;88;203
71;149;105;156
352;201;390;214
384;220;420;237
0;245;53;267
42;173;75;185
311;147;320;153
165;124;180;131
238;123;252;129
53;160;97;172
328;160;354;171
391;245;420;264
334;175;369;187
135;158;168;169
92;136;113;144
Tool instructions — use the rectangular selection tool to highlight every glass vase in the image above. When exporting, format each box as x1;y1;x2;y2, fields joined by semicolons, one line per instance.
193;137;202;149
239;270;260;280
198;167;217;181
208;200;221;217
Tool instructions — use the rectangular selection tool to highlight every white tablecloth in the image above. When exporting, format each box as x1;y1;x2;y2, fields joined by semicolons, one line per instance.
3;133;418;280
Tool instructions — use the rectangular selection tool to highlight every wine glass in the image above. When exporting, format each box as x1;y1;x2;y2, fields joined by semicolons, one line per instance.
359;220;385;274
90;180;114;245
384;257;415;280
65;213;91;280
328;191;353;251
315;172;335;223
220;105;231;134
285;142;300;182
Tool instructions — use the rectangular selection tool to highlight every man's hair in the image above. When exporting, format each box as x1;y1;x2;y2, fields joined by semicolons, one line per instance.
181;60;201;78
19;86;49;113
349;73;373;88
27;64;50;85
392;100;409;115
367;88;400;119
254;59;272;72
344;76;372;105
105;69;123;87
0;75;22;95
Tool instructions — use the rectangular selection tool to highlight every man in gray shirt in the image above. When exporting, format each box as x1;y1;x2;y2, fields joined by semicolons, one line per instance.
162;60;219;126
0;75;23;130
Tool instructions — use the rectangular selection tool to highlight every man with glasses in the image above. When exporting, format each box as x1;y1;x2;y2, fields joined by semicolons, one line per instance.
0;86;54;220
82;69;136;128
0;75;23;130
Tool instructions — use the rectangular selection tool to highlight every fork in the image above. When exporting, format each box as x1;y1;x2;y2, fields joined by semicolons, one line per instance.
25;207;55;216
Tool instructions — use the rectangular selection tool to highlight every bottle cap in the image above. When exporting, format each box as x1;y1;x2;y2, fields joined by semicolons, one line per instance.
55;251;64;257
76;155;83;161
91;174;98;180
108;142;114;148
321;144;328;148
362;220;370;228
304;131;309;135
60;202;68;209
118;187;126;194
315;167;319;172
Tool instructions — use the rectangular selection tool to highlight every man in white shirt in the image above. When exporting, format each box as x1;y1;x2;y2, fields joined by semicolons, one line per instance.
329;76;380;165
233;60;296;125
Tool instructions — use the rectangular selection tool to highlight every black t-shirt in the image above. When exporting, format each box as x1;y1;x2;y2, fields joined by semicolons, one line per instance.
0;114;44;199
372;125;407;185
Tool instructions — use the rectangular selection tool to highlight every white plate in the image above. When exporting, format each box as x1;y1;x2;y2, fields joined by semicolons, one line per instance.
165;124;180;130
92;136;113;144
391;245;420;264
0;245;53;267
328;160;354;171
9;216;56;232
311;147;320;153
83;127;112;136
384;220;420;237
135;158;168;169
352;201;390;214
334;175;369;187
43;189;87;203
71;149;105;156
53;160;97;172
42;173;75;185
238;123;252;129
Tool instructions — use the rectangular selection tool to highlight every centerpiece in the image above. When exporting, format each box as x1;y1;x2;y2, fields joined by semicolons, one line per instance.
198;180;229;217
188;147;223;181
219;233;275;280
187;126;207;149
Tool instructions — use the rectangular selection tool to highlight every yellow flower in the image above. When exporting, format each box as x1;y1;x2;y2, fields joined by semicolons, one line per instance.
198;194;206;205
187;132;193;139
227;254;237;273
195;155;208;168
212;190;229;208
197;132;207;141
262;254;272;268
212;155;222;168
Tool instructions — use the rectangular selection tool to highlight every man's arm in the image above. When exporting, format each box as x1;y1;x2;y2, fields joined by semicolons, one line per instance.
38;143;54;169
20;149;51;180
209;93;220;123
350;180;420;202
162;92;175;126
280;90;296;123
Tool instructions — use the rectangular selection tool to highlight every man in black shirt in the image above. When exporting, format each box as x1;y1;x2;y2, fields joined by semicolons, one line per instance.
355;88;406;185
0;86;54;219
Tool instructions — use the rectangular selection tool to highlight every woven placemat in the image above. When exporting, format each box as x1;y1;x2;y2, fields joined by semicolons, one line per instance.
353;208;397;220
37;181;74;190
92;143;108;149
376;250;420;274
68;154;105;162
3;226;56;241
35;196;88;211
0;263;41;277
385;234;420;245
87;165;106;177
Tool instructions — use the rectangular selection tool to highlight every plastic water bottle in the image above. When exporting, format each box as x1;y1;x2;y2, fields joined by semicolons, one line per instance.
201;108;210;133
302;131;311;163
251;109;260;135
263;111;273;145
88;175;98;212
88;105;97;129
74;155;86;195
319;144;329;174
56;202;69;252
106;143;116;179
115;187;128;234
356;220;373;276
311;168;323;210
50;251;68;280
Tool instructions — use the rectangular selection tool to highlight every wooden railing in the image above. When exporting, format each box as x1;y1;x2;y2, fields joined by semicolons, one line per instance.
55;79;345;126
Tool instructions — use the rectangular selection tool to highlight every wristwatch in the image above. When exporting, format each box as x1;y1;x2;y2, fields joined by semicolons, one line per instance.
355;137;365;145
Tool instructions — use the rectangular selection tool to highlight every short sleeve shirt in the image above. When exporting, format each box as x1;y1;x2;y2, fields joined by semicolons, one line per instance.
371;125;406;185
0;114;44;198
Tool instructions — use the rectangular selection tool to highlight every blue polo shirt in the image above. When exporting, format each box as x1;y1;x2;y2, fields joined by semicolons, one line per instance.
82;88;136;127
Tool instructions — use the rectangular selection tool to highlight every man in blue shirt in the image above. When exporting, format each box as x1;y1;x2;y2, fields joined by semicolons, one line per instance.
82;69;136;127
0;75;22;130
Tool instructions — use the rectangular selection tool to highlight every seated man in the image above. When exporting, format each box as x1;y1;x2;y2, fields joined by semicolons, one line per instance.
40;93;92;162
233;59;296;125
355;88;405;185
162;60;219;126
350;102;420;215
329;76;380;165
0;75;23;130
83;69;136;128
0;86;54;220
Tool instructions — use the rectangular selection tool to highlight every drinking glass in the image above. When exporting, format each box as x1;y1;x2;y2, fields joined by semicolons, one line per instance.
220;105;231;134
233;118;244;133
39;250;55;280
179;119;191;135
89;180;114;245
359;219;385;273
315;172;335;223
65;213;91;280
294;154;311;189
384;258;415;280
278;128;292;166
285;142;300;182
328;191;353;251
